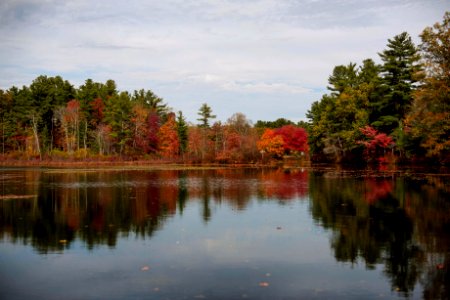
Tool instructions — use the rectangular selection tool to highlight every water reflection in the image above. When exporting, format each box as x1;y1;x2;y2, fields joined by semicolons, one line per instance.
0;168;308;253
0;167;449;299
309;170;450;298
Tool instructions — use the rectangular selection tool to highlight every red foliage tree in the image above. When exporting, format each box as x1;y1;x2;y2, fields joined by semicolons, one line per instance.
275;125;309;154
358;126;395;162
90;97;104;126
146;111;160;153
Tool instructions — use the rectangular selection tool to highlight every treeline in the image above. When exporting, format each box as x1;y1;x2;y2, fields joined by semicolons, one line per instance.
1;12;448;165
307;12;449;164
0;77;308;163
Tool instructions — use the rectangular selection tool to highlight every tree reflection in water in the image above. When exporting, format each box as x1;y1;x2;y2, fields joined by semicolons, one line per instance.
0;168;307;252
0;167;449;298
309;170;450;299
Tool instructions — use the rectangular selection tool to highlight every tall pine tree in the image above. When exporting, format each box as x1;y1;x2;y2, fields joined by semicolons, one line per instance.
176;111;188;155
371;32;422;134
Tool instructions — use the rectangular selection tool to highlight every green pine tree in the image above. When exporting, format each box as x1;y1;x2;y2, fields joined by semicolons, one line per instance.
371;32;423;134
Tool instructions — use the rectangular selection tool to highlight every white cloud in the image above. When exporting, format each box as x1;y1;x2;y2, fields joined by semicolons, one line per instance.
0;0;447;122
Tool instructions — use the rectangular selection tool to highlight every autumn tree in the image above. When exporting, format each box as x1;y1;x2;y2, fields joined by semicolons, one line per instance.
130;103;150;154
76;79;117;150
158;113;180;158
146;111;160;154
90;97;105;127
210;114;253;163
95;124;113;155
358;126;395;163
224;113;258;162
55;100;83;153
187;126;206;162
128;89;168;154
193;103;216;161
257;128;284;159
406;12;450;162
275;125;308;154
215;125;241;163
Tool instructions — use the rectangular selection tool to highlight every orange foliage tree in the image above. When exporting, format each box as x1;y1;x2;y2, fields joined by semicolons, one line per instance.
257;128;285;159
158;113;179;158
215;125;243;162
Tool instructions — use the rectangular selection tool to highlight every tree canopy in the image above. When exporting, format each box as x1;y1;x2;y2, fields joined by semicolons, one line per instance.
306;12;449;164
1;12;448;165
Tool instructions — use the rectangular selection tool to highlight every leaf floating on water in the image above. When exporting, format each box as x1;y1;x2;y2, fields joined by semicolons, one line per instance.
259;282;269;287
141;266;150;271
276;226;282;230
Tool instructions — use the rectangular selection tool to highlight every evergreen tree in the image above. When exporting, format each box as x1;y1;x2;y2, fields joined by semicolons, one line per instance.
103;91;132;155
307;60;377;162
358;59;382;86
76;79;118;150
176;111;188;155
371;32;422;134
27;75;76;153
0;89;14;154
197;103;216;128
255;118;294;129
132;89;168;120
328;63;358;95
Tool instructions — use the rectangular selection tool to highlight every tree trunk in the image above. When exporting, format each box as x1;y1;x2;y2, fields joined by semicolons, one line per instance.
30;114;41;160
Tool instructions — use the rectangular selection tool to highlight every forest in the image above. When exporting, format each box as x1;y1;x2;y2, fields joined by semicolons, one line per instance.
0;12;448;165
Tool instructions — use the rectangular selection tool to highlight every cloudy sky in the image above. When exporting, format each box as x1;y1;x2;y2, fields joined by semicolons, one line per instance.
0;0;447;123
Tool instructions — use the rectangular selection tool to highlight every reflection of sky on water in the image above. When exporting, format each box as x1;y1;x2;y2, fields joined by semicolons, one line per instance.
1;168;448;299
0;198;398;299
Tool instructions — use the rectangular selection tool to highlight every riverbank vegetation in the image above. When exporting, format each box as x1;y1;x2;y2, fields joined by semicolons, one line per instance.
1;13;448;165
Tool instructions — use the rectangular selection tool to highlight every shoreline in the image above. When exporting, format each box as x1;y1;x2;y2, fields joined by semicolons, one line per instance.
0;158;272;170
1;159;448;176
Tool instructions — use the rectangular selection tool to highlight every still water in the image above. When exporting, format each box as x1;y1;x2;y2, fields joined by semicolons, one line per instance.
0;167;449;299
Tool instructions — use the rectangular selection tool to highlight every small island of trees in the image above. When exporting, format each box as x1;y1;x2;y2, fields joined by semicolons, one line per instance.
0;12;448;165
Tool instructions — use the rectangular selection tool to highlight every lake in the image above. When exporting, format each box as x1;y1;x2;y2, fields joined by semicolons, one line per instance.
0;166;449;299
